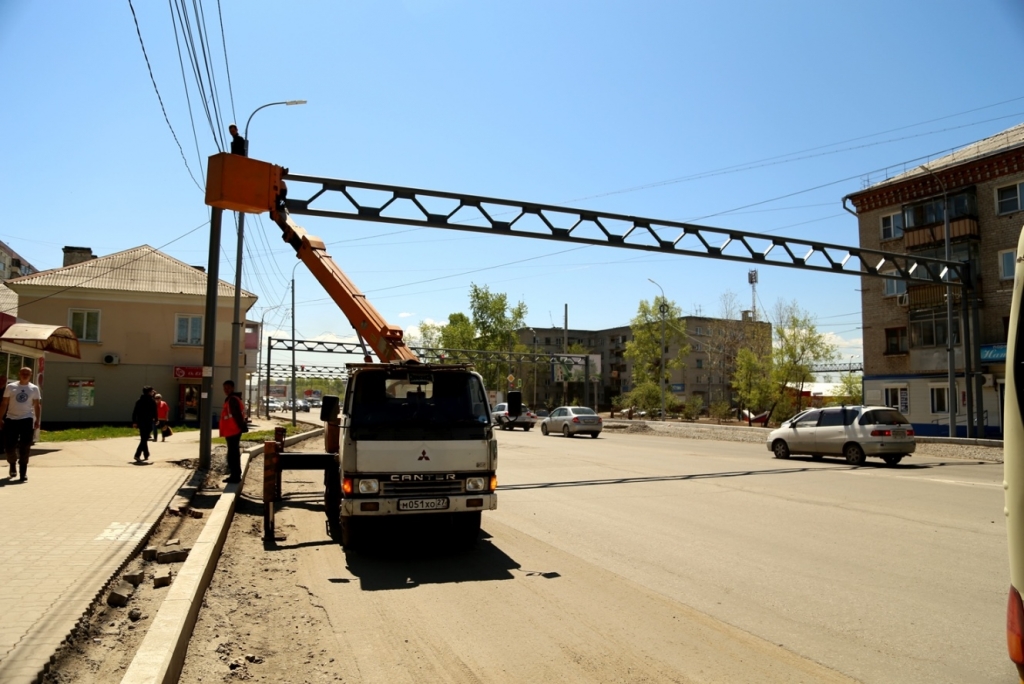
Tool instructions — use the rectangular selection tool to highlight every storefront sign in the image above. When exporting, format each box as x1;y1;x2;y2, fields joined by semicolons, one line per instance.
981;344;1007;363
173;366;203;379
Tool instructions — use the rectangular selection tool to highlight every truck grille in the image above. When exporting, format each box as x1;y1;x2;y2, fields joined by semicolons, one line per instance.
381;480;465;497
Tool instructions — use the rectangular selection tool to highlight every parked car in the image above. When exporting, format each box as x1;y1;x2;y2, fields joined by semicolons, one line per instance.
490;402;537;430
295;399;311;412
264;398;283;412
535;409;549;418
309;398;322;408
766;405;915;466
541;406;603;438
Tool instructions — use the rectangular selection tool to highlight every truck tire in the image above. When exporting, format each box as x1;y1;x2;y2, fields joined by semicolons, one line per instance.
324;488;342;541
454;511;481;549
341;516;361;550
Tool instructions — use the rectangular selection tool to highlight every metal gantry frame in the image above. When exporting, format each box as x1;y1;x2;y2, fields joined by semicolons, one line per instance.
278;172;984;435
264;337;594;405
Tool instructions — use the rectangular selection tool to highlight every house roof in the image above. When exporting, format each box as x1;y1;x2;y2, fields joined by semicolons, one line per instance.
6;245;257;300
0;283;19;317
860;122;1024;192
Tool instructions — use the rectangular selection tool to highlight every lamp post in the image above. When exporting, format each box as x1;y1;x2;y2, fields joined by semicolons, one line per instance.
228;100;307;402
254;304;283;418
919;164;957;438
648;279;667;421
291;261;301;428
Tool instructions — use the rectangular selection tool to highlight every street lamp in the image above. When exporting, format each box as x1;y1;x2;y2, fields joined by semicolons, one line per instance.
229;100;307;401
291;260;301;428
255;304;283;418
648;278;667;421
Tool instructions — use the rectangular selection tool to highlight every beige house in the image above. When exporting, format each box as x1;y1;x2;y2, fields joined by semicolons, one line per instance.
6;246;257;426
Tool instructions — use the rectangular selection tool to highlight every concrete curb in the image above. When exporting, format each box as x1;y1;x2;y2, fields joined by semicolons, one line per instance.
120;428;324;684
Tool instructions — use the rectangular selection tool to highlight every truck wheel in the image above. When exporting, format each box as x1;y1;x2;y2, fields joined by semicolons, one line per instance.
844;444;867;466
454;511;481;549
324;488;342;541
882;454;903;466
341;516;360;550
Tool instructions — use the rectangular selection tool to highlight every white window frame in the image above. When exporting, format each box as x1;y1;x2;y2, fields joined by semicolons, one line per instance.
1000;248;1016;281
175;314;204;346
882;272;908;297
997;182;1024;215
69;309;100;343
881;212;904;240
929;384;949;414
67;377;95;408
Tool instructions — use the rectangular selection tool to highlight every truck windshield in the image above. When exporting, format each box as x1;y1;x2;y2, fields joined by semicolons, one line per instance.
347;368;490;441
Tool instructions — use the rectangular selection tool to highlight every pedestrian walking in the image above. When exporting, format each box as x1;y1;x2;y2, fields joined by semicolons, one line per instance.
220;380;247;483
0;367;41;482
131;386;157;462
152;393;170;441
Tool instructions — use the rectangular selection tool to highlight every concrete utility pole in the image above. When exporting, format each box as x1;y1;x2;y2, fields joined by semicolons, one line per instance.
649;279;667;421
199;208;224;471
291;261;300;428
920;164;957;437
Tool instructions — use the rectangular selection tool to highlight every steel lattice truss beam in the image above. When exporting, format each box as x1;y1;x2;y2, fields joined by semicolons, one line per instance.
268;338;365;354
282;173;968;286
409;346;590;366
265;363;347;379
809;362;864;373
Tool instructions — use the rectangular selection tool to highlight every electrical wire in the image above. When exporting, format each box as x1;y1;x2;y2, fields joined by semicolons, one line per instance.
214;0;236;124
127;0;203;192
167;0;206;184
9;219;209;316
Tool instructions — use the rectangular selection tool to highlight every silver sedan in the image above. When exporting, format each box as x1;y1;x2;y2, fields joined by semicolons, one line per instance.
541;406;603;438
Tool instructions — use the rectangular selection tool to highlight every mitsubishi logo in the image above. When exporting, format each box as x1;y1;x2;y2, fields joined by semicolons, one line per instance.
418;450;429;461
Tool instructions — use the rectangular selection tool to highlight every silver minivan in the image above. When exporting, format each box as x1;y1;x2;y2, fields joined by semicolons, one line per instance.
767;405;915;466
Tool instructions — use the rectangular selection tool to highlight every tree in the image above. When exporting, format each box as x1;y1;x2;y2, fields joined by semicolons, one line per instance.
830;370;863;405
625;296;691;388
771;299;837;417
733;347;775;420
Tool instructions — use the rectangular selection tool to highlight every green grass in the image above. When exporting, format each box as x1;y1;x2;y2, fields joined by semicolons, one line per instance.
212;424;310;444
38;425;199;442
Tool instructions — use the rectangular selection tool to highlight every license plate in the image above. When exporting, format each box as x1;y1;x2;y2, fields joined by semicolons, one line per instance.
398;498;450;511
893;430;906;438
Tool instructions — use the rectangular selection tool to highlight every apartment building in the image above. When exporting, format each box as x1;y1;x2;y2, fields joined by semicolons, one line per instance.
845;122;1024;436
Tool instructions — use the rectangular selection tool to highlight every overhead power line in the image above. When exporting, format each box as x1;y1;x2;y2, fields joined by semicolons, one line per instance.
127;0;203;192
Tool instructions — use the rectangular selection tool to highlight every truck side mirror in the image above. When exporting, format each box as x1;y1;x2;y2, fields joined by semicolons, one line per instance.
508;391;522;417
320;395;340;422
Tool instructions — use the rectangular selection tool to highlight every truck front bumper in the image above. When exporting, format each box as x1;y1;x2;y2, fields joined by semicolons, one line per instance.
343;492;497;516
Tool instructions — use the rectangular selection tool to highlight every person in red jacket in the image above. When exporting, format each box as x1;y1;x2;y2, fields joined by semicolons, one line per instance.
152;393;170;441
220;380;247;483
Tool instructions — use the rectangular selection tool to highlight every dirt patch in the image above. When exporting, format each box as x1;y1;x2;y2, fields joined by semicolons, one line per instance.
43;421;311;683
43;486;220;683
178;436;341;683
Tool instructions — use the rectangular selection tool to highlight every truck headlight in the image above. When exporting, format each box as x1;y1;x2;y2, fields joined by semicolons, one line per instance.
357;479;379;494
466;477;486;492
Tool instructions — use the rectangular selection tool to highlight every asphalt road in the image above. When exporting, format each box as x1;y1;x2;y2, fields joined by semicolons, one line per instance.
238;429;1016;683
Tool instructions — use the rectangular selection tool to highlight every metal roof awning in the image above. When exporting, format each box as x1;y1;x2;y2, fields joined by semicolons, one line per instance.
0;324;81;358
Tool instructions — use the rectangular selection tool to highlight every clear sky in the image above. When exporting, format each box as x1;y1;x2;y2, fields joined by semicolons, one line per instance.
3;0;1024;368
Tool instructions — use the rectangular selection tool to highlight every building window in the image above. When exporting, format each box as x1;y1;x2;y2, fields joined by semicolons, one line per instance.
67;378;95;408
696;358;703;369
695;327;703;335
930;386;949;414
881;213;904;240
175;315;203;346
903;191;976;228
1000;249;1016;280
910;313;960;349
69;309;100;342
997;183;1024;215
882;273;907;297
885;327;908;354
884;386;909;413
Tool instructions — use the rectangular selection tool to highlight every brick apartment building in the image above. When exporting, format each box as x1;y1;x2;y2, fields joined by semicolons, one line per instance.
845;122;1024;436
519;313;770;410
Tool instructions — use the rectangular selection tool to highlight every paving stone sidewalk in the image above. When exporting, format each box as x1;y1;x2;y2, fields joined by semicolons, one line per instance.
0;430;202;684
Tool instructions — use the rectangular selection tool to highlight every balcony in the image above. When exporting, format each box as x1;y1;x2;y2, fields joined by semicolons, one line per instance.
903;217;978;250
907;283;962;309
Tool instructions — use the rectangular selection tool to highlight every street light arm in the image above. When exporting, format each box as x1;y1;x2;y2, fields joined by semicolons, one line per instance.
244;100;307;140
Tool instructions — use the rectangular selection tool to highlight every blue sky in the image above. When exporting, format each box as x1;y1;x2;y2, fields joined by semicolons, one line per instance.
3;0;1024;367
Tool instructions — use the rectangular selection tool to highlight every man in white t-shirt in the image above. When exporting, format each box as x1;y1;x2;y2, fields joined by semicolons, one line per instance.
0;367;42;482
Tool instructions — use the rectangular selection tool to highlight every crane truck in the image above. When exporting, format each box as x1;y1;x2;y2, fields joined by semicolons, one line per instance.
205;153;502;549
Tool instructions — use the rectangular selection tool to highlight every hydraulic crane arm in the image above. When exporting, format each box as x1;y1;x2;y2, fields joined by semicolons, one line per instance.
204;152;418;363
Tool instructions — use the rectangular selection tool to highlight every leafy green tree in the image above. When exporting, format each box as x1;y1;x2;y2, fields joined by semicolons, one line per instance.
829;371;863;405
625;296;691;388
681;394;705;421
770;299;837;417
624;381;663;415
733;346;775;421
